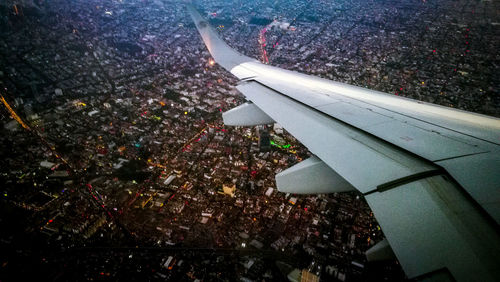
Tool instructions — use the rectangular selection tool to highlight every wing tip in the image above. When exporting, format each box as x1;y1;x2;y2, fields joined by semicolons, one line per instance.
186;4;256;72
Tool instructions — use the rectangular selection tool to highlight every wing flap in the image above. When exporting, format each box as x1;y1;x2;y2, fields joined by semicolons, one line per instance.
365;175;500;280
436;153;500;224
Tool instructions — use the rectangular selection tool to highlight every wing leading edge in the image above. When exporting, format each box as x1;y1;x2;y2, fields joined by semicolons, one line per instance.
188;5;500;281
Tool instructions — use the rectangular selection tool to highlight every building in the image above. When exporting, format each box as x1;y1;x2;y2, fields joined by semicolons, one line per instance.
222;183;236;197
287;269;320;282
258;128;271;151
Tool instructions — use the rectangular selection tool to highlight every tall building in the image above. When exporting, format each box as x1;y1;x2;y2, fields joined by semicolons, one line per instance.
258;128;271;152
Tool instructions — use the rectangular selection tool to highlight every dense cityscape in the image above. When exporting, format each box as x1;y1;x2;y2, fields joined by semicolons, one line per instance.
0;0;498;281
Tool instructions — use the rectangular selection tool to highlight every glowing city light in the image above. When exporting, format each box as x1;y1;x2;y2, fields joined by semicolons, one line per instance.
1;94;30;130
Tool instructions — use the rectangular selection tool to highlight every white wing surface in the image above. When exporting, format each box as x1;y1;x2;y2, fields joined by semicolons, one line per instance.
188;5;500;281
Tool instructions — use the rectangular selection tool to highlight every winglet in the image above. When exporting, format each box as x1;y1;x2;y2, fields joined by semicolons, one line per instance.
187;5;256;72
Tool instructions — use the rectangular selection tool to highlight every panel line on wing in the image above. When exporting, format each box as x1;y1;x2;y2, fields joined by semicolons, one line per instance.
365;169;444;196
431;151;488;163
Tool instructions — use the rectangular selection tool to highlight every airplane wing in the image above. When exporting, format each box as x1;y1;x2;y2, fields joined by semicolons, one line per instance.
188;5;500;281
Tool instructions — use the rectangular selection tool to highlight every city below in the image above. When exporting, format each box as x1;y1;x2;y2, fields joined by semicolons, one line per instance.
0;0;498;281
